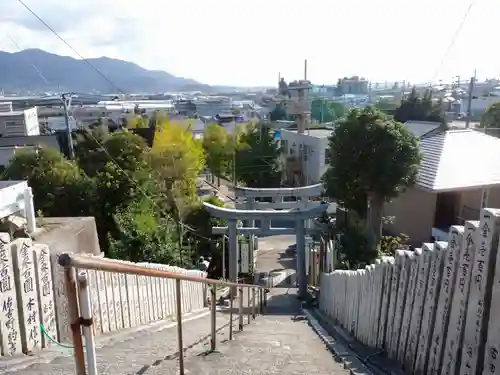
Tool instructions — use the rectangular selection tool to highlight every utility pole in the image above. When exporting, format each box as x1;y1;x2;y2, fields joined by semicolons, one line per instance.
466;70;476;129
61;93;74;159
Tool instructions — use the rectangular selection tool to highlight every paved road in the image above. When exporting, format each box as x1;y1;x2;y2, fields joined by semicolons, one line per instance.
147;288;346;374
256;235;295;273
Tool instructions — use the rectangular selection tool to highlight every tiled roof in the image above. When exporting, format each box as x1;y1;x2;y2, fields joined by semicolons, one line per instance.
417;129;500;191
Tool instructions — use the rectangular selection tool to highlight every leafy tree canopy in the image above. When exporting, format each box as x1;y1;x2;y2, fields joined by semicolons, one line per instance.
394;87;446;124
150;118;205;199
270;103;288;121
323;106;421;250
109;196;178;264
2;147;93;217
311;99;345;123
2;118;233;270
202;123;233;178
480;102;500;128
234;123;282;188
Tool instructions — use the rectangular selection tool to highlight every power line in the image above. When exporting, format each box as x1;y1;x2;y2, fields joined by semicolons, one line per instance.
429;0;477;86
16;0;126;94
14;0;218;244
0;33;50;85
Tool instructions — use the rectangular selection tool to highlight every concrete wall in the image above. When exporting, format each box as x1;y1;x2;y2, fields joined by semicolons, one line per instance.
385;186;500;245
319;207;500;375
384;187;437;244
33;217;102;257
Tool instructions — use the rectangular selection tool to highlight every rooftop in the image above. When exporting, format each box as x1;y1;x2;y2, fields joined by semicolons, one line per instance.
285;128;333;139
0;110;25;116
403;121;442;138
0;181;22;188
417;129;500;192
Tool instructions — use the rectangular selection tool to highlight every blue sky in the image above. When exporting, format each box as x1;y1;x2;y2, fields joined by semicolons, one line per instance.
0;0;497;86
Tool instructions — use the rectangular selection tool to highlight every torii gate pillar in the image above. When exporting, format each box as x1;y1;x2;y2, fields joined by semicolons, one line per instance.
204;202;328;298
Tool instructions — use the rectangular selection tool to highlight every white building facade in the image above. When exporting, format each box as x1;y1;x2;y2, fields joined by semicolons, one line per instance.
0;105;40;137
280;128;332;185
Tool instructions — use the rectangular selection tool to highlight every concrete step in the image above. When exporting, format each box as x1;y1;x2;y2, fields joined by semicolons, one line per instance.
255;269;297;288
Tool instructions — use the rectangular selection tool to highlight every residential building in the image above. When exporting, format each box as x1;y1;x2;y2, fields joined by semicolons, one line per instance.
279;120;442;187
384;129;500;245
0;103;40;137
280;128;332;185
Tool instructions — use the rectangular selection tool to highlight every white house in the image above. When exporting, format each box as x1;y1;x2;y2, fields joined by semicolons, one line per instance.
280;128;332;185
278;121;445;186
0;105;40;137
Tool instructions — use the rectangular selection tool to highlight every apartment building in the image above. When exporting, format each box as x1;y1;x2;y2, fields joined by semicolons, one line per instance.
0;102;40;137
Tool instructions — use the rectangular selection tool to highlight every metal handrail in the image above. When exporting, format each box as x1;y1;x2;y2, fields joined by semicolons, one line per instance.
57;253;268;375
58;253;264;289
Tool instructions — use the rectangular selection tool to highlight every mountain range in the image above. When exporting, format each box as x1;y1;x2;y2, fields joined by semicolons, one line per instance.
0;49;210;93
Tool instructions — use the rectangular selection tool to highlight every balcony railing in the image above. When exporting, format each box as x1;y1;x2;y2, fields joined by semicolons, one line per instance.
57;253;268;375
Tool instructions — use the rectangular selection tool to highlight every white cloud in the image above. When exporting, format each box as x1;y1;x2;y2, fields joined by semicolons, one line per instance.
0;0;499;86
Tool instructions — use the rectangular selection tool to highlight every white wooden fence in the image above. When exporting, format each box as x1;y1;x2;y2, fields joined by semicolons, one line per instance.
319;207;500;375
0;233;206;357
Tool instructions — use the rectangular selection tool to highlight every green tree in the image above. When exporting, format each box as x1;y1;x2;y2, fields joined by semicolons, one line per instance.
323;107;421;251
75;128;149;177
270;103;287;121
234;124;281;188
182;196;227;262
394;87;446;124
149;118;206;256
337;217;378;269
108;197;178;264
2;147;93;217
480;102;500;128
374;99;399;115
311;99;344;123
74;129;157;249
202;124;232;184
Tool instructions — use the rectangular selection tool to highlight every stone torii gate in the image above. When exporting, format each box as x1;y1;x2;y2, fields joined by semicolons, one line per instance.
203;202;329;298
233;183;325;230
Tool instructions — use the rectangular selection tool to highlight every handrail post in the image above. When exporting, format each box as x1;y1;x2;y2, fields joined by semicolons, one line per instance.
65;268;86;375
175;279;185;375
229;286;234;340
77;272;98;375
257;288;261;313
210;285;216;351
252;287;256;320
238;287;244;331
247;287;251;324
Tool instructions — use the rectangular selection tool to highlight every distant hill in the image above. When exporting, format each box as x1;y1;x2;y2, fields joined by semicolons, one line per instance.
0;49;207;93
